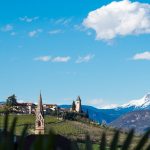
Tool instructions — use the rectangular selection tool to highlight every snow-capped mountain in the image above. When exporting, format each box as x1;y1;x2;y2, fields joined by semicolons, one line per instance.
99;93;150;110
110;94;150;133
119;93;150;109
97;93;150;124
60;93;150;125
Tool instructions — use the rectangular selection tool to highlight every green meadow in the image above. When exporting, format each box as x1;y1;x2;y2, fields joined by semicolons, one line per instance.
0;114;150;149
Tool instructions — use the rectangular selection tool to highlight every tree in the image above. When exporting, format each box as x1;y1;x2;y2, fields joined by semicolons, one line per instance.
72;101;76;111
6;94;17;107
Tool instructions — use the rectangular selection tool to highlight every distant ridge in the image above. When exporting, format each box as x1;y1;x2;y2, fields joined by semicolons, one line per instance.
110;110;150;133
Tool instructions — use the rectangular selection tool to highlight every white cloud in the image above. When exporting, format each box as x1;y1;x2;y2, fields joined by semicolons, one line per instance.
87;99;104;107
29;31;37;37
19;16;39;23
48;29;63;35
34;56;51;62
133;51;150;60
87;99;118;109
74;24;93;36
83;0;150;40
76;54;94;63
10;32;16;36
52;56;71;62
34;56;71;63
87;31;92;36
62;18;72;25
28;29;42;37
1;24;13;32
74;24;86;31
52;18;72;25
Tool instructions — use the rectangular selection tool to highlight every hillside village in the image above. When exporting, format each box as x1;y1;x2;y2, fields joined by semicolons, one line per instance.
1;93;150;150
0;93;92;136
0;93;89;121
2;92;150;137
1;93;150;149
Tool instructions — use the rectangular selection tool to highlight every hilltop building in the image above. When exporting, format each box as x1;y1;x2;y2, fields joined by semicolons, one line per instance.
75;96;82;113
71;96;82;113
35;93;45;134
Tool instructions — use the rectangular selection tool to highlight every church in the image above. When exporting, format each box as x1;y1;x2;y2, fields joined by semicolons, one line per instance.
35;93;45;134
71;96;82;113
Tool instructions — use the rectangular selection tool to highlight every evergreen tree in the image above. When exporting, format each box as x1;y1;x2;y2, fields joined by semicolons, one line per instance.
6;94;17;107
72;101;76;111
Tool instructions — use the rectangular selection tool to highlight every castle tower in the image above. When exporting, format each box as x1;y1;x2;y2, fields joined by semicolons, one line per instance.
35;93;45;134
75;96;82;113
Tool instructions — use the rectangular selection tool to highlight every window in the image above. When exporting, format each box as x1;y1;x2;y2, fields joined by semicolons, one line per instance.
38;121;41;127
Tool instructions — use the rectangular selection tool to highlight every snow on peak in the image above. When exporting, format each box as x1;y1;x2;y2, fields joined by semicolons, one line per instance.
144;93;150;102
101;104;119;109
121;93;150;108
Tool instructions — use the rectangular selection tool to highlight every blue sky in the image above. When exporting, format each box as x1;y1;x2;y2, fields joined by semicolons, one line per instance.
0;0;150;108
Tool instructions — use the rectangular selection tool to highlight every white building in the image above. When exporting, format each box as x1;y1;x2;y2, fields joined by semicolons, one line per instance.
75;96;82;113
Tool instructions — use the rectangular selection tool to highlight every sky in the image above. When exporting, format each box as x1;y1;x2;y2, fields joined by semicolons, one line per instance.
0;0;150;108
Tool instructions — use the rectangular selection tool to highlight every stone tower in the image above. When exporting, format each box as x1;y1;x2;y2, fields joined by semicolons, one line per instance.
75;96;82;113
35;93;45;134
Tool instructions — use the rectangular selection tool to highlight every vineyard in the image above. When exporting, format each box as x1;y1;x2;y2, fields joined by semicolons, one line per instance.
1;114;150;149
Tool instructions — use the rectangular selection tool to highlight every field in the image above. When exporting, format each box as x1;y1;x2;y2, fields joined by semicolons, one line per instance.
0;114;150;149
0;114;58;135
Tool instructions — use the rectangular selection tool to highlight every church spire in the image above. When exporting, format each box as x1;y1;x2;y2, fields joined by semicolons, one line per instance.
35;92;45;134
37;92;44;115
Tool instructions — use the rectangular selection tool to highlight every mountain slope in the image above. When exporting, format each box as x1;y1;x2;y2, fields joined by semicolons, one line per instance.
110;110;150;133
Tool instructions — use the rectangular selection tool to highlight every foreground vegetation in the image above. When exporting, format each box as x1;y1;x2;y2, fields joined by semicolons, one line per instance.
1;114;150;149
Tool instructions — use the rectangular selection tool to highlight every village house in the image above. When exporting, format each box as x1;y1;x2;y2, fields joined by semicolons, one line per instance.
43;104;57;114
13;102;36;114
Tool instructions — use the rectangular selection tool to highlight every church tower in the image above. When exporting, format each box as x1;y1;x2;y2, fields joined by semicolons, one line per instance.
75;96;82;113
35;93;45;134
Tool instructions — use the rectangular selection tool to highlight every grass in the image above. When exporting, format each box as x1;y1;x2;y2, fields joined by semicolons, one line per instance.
0;108;6;113
1;114;150;149
0;114;59;135
0;115;87;136
78;143;100;150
